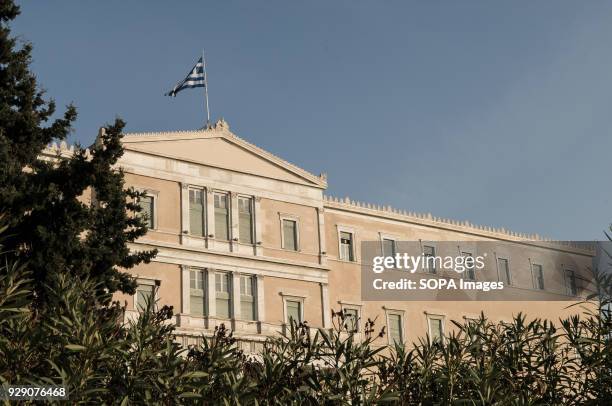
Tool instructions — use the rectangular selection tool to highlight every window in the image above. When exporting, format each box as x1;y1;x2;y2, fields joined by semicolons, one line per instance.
189;188;205;237
238;197;254;244
214;193;230;240
343;308;359;332
282;219;298;251
240;275;256;321
428;316;444;342
138;195;155;229
565;270;577;296
423;245;436;274
190;269;206;316
215;272;231;318
285;299;302;324
462;252;475;280
136;283;154;312
498;258;511;285
388;313;403;344
382;238;397;260
340;231;354;261
532;264;544;290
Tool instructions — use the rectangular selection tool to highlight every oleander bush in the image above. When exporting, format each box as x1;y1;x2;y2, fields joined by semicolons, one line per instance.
1;218;611;405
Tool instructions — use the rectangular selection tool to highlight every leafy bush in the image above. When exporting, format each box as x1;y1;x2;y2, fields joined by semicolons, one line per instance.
1;221;611;405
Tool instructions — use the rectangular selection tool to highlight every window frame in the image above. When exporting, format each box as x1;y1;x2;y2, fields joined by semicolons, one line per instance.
213;191;231;241
532;263;545;290
336;225;357;262
279;213;300;251
282;295;305;324
214;271;232;319
422;244;437;274
237;195;255;245
496;256;512;285
239;274;257;321
384;307;405;345
189;268;207;316
461;251;476;281
134;278;158;312
565;269;577;296
188;186;206;237
137;190;158;230
426;313;445;343
339;302;362;333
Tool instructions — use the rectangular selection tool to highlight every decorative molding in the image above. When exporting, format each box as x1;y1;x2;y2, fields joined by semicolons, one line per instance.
323;195;594;253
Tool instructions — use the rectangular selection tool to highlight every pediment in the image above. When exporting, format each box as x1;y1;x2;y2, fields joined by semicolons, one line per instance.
122;127;326;188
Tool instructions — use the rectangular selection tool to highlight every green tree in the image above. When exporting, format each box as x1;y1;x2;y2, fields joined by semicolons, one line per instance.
0;0;155;305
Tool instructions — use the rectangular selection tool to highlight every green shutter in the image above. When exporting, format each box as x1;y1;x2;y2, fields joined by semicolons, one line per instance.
189;189;204;236
139;195;154;229
286;300;301;323
429;318;443;341
283;220;297;251
214;194;229;240
239;198;253;244
136;284;154;312
344;308;358;332
388;314;402;343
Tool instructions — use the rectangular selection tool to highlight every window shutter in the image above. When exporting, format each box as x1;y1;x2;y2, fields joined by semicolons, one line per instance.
286;300;301;323
139;196;154;229
189;190;204;236
214;194;229;240
283;220;297;251
136;284;154;312
429;318;443;341
388;314;402;343
239;198;253;244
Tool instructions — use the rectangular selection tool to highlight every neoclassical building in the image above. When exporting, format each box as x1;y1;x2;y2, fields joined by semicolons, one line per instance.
46;119;594;352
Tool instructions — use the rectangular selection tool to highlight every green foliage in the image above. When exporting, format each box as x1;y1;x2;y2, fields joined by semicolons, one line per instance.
0;0;156;306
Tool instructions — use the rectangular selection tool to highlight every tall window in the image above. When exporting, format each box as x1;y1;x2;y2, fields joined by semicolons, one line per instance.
285;299;302;323
388;314;403;344
565;270;577;296
462;252;475;280
282;219;298;251
428;316;444;342
343;308;359;333
189;188;205;236
138;195;155;229
382;238;396;259
190;269;206;316
533;264;544;290
215;272;231;318
498;258;511;285
238;197;254;244
240;275;256;321
136;283;154;312
340;231;354;261
423;245;436;274
214;193;229;240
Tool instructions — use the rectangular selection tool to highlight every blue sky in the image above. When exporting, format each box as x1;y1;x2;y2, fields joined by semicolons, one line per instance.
13;1;612;240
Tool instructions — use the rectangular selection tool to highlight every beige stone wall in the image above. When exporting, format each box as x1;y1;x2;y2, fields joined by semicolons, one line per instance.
115;261;182;312
79;124;593;350
125;172;181;244
263;276;324;328
259;198;320;265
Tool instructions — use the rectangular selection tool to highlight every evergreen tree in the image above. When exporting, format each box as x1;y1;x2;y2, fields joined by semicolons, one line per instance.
0;0;155;305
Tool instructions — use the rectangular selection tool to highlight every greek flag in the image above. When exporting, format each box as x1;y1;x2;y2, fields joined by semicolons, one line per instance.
165;57;205;97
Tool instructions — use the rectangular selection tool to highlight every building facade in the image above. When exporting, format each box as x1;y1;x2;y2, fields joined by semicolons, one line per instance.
52;119;593;352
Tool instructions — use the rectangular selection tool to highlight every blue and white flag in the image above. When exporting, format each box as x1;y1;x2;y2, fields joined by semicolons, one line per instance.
165;57;206;97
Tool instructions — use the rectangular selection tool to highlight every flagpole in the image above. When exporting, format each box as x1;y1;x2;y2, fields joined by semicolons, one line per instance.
202;49;211;128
